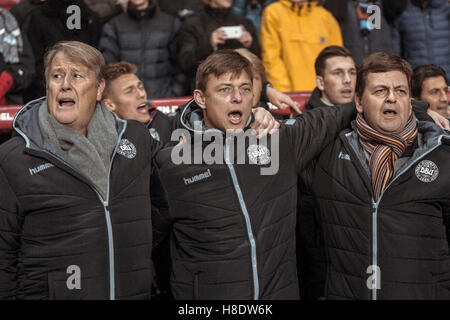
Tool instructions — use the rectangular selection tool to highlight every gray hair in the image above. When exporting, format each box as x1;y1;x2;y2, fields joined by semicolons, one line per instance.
44;41;105;86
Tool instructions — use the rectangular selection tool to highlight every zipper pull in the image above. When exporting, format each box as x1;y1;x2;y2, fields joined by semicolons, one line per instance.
103;200;109;209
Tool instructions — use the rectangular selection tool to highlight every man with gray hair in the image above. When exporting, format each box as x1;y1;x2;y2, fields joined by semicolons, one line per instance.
0;41;160;299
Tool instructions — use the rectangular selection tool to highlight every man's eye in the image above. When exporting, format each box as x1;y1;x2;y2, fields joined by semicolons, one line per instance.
53;74;62;79
242;87;252;92
396;89;407;95
374;89;386;95
219;87;230;93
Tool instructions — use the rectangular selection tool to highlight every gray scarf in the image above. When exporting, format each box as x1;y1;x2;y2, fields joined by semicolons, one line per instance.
38;101;119;199
0;8;23;64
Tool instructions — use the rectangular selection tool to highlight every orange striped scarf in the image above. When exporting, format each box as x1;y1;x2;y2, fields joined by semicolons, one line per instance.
356;112;418;200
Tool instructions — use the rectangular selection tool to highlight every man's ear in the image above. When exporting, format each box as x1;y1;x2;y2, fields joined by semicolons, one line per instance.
194;89;207;110
102;98;116;112
96;79;106;101
315;75;325;91
355;94;363;114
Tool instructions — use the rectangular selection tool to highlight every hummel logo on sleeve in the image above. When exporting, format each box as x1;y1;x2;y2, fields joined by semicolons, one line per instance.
29;162;55;175
183;169;212;185
338;152;351;161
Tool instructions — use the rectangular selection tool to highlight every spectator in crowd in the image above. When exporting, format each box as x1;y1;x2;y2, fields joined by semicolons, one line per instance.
153;49;356;300
412;64;449;119
178;0;260;91
0;41;161;299
324;0;394;67
84;0;127;24
260;0;343;92
157;0;204;20
23;0;102;101
0;8;34;105
232;0;275;32
301;52;450;300
10;0;45;27
384;0;449;77
308;45;357;110
100;0;186;99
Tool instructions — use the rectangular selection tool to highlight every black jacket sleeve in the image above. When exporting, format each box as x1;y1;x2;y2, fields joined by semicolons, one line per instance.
0;166;23;299
284;102;355;173
411;99;434;122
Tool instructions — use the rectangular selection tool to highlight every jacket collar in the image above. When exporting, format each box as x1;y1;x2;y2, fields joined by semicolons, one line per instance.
306;87;333;110
13;97;126;156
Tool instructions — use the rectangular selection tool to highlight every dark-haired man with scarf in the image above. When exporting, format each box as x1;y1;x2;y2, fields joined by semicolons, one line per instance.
301;52;450;299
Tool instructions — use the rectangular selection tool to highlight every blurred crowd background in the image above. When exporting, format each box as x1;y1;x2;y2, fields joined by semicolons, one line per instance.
0;0;448;106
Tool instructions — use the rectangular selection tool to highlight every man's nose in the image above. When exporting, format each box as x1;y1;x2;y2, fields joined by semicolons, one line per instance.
231;88;242;103
61;75;72;90
439;89;448;102
138;87;146;99
386;88;396;103
343;72;351;84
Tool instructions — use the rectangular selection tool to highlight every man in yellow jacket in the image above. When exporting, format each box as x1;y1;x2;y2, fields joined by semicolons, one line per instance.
260;0;343;92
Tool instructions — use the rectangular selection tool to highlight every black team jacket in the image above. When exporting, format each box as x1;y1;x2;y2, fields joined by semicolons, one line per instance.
302;121;450;299
154;99;355;300
0;98;160;299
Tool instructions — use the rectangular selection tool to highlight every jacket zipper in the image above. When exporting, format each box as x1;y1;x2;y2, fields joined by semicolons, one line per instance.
14;118;127;300
224;137;260;300
371;199;378;300
94;120;127;300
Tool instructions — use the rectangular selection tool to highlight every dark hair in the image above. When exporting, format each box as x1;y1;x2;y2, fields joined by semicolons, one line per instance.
315;45;353;76
411;64;448;98
195;50;253;92
356;52;412;98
